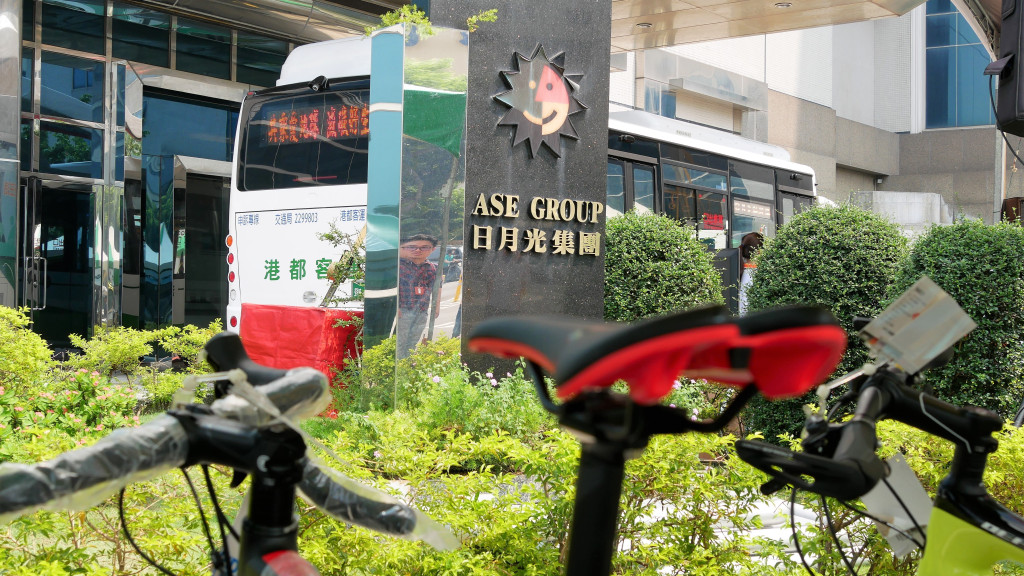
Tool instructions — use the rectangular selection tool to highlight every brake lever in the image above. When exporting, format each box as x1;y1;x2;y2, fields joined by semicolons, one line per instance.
735;439;878;500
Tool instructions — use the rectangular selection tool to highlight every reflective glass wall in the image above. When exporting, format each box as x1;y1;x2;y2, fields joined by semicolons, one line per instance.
18;0;294;341
925;0;995;128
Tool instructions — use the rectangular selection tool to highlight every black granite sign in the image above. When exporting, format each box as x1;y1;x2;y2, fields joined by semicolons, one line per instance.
429;0;612;372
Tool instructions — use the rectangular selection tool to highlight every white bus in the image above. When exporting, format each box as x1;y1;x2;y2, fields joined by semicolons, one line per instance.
224;37;372;333
607;109;817;250
225;27;470;354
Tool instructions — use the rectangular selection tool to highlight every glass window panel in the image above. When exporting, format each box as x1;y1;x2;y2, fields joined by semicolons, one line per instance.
237;32;289;87
957;44;996;126
926;46;955;128
116;131;124;182
633;164;655;214
21;48;32;113
23;0;34;41
238;87;369;190
175;18;230;80
664;184;696;224
142;90;237;161
116;65;125;126
661;145;729;171
697;191;727;249
926;13;956;47
20;120;32;171
732;197;775;246
663;162;728;191
955;13;980;45
643;80;661;116
41;0;104;55
112;3;170;68
729;161;775;200
927;0;954;14
606;161;625;218
39;121;103;179
40;52;104;123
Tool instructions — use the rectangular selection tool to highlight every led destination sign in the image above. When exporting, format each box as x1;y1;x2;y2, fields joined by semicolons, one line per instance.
253;89;370;147
263;104;369;145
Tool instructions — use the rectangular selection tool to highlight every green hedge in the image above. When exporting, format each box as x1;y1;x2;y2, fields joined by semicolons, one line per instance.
604;211;724;322
743;204;909;440
889;220;1024;417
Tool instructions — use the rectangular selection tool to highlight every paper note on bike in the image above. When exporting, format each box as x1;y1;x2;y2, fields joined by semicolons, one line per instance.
860;276;976;374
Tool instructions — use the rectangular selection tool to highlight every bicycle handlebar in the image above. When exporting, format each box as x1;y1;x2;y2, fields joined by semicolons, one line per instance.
0;332;445;546
736;364;1005;501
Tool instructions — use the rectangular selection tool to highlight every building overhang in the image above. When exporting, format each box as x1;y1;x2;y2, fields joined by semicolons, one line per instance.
610;0;1001;58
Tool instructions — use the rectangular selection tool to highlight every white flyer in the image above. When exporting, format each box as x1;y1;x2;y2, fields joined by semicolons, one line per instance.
860;276;976;374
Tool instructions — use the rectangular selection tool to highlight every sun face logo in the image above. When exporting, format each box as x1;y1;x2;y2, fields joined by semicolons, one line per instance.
493;45;586;158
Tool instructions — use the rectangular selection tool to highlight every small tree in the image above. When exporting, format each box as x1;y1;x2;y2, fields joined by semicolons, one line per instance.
604;211;724;322
742;204;909;440
889;219;1024;417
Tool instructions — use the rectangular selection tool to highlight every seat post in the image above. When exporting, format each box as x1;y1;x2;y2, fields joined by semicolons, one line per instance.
559;391;651;576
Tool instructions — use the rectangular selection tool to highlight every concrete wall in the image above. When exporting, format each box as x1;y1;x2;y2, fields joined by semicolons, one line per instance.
885;128;1001;222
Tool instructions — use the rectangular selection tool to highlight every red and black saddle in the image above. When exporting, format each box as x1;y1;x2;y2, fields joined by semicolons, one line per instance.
468;305;847;405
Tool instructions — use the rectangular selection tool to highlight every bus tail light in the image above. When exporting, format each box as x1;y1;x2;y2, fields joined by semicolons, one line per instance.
229;271;236;282
225;235;233;247
230;316;238;328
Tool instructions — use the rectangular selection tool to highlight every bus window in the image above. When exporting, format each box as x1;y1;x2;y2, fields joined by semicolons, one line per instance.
729;161;774;201
664;162;727;191
697;191;727;249
732;197;775;246
238;87;370;191
664;184;696;224
633;164;655;213
780;192;813;226
607;159;625;217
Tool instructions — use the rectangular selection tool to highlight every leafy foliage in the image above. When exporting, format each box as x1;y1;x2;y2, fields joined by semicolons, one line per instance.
0;307;54;394
604;211;724;321
67;326;161;378
888;219;1024;417
155;320;223;372
743;204;909;441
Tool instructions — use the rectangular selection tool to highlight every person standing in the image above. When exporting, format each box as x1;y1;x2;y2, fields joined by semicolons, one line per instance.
738;232;764;316
396;234;439;359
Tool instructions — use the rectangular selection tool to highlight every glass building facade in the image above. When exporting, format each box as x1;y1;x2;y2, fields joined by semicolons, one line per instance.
925;0;995;128
10;0;295;346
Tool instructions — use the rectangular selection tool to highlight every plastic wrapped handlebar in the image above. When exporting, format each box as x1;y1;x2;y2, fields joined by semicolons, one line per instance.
0;414;189;523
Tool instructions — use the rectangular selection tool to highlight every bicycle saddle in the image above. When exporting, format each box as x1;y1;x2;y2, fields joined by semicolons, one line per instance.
468;305;846;404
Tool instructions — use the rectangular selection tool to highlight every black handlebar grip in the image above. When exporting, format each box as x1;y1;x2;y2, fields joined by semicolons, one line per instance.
298;461;417;536
204;332;290;385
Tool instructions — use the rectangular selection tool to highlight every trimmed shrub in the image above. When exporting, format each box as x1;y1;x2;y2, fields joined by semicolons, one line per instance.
604;211;724;321
888;220;1024;417
743;204;909;440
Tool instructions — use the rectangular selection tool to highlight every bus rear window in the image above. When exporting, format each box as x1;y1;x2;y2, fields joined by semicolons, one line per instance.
238;88;370;190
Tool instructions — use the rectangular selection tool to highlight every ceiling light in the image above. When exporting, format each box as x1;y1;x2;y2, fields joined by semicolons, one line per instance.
774;2;793;7
635;22;653;29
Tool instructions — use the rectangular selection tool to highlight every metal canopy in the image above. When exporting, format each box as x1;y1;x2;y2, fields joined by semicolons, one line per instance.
127;0;404;43
610;0;1001;56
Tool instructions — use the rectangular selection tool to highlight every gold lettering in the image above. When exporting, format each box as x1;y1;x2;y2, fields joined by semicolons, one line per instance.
546;198;560;221
489;194;505;215
552;230;575;255
591;202;604;223
559;199;576;222
472;193;489;216
505;195;520;217
530;197;545;219
579;232;601;256
472;225;493;250
523;229;547;253
498;227;519;251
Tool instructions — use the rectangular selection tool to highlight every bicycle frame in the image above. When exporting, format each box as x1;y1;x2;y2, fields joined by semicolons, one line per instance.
920;506;1024;575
